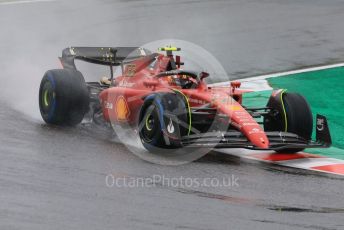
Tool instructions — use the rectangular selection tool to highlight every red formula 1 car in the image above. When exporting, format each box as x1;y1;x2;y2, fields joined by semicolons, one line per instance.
39;46;331;153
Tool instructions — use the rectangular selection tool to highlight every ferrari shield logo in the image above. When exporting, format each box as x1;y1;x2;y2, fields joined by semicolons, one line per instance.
228;105;242;111
126;64;136;77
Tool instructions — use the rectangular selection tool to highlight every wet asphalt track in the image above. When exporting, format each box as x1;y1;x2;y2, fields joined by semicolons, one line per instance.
1;0;344;229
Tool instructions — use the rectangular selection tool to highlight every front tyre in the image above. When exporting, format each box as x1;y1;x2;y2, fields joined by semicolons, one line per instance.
138;92;189;152
39;69;89;126
264;91;313;153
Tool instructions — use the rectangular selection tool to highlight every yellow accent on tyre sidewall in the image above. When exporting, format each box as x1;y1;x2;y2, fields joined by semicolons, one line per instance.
171;89;192;135
280;90;288;132
43;89;49;107
145;114;153;131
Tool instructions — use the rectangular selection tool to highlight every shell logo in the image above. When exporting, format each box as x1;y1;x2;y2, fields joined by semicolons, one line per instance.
115;96;130;121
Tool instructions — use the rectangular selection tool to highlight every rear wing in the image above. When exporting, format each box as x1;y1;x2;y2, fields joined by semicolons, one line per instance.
60;47;153;69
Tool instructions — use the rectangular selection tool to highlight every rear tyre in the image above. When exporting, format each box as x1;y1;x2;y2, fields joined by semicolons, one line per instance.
264;92;313;153
138;92;189;152
39;69;89;126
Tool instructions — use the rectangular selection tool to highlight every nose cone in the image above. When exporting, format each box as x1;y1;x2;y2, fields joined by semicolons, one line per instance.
215;97;270;149
248;132;270;149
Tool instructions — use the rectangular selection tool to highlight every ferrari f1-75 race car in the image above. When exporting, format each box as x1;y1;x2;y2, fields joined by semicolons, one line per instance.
39;46;331;153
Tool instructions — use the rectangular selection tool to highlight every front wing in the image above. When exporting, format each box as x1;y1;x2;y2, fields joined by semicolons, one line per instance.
181;115;332;150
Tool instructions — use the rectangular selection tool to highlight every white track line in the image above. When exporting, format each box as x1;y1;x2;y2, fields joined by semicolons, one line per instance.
211;62;344;90
0;0;54;5
238;62;344;82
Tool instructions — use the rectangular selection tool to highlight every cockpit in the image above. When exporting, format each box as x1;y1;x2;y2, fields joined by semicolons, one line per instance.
156;70;200;89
